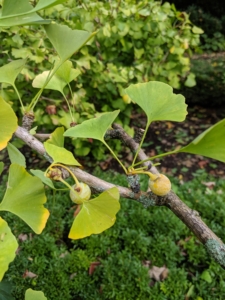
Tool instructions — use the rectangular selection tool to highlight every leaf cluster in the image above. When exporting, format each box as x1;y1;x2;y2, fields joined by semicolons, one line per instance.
182;56;225;106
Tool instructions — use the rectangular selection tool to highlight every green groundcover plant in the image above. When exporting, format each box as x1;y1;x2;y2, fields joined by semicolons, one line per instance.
0;1;225;299
1;170;225;299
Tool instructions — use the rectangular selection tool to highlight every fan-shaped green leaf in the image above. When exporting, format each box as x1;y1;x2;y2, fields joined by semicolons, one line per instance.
25;289;47;300
32;70;64;93
31;0;67;12
44;142;81;166
0;0;48;27
32;60;80;94
0;59;26;86
0;13;48;27
0;217;18;281
0;0;66;26
64;110;120;142
54;60;80;84
178;119;225;162
44;23;95;63
30;169;56;190
69;187;120;239
0;281;14;300
0;97;18;151
1;0;33;15
7;143;26;167
46;127;64;147
0;164;50;234
125;81;187;125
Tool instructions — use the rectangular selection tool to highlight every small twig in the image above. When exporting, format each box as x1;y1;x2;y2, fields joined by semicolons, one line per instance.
106;123;158;174
34;133;50;140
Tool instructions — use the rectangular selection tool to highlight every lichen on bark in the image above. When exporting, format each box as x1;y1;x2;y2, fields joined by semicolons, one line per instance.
205;239;225;269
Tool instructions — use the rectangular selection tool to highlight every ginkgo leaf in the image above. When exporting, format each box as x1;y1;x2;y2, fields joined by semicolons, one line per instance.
54;60;80;84
69;187;120;240
46;127;65;147
0;0;67;26
1;0;66;15
1;0;34;15
44;142;81;166
0;97;18;151
30;169;56;190
0;217;18;281
25;288;47;300
125;81;187;126
32;60;80;94
64;110;120;143
32;70;64;93
44;23;95;64
7;142;26;167
0;0;46;26
31;0;67;12
177;118;225;162
0;59;27;86
0;164;50;234
0;281;14;299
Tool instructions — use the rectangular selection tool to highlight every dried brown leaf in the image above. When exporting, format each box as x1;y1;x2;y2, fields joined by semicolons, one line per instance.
149;265;169;281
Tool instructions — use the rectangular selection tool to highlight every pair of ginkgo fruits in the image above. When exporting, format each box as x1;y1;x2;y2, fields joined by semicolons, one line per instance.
70;173;171;203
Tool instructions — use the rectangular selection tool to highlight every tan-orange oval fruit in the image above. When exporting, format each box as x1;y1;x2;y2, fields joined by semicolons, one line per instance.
69;182;91;204
148;174;171;196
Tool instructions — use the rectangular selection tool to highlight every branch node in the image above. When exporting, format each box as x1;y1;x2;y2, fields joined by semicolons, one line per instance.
22;112;35;131
127;174;140;193
134;127;145;143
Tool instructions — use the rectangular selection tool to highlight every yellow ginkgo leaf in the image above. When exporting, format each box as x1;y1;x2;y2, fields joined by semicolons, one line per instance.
0;97;18;151
69;187;120;240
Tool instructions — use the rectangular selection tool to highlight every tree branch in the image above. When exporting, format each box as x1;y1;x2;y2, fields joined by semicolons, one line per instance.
14;125;225;269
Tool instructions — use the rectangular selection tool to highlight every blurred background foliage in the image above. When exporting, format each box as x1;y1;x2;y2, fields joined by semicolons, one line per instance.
0;0;225;155
0;0;203;159
163;0;225;106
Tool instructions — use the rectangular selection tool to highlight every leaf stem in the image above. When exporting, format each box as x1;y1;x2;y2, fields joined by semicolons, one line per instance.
133;149;179;167
131;122;149;167
103;141;127;174
129;169;158;181
62;91;74;122
58;178;74;192
13;84;24;112
45;163;80;187
28;61;56;111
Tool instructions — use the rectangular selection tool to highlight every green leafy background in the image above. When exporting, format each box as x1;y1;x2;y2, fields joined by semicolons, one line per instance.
0;0;202;159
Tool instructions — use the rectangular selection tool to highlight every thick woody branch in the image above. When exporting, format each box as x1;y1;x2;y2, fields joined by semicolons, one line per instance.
14;125;225;269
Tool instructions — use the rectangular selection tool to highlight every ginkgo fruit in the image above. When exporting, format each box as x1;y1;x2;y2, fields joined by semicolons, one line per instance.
122;94;131;104
148;173;171;196
69;182;91;204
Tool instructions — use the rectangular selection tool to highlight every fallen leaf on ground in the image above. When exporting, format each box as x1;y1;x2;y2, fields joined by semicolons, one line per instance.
23;270;37;278
89;261;101;275
202;181;216;188
18;233;28;241
149;265;169;281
